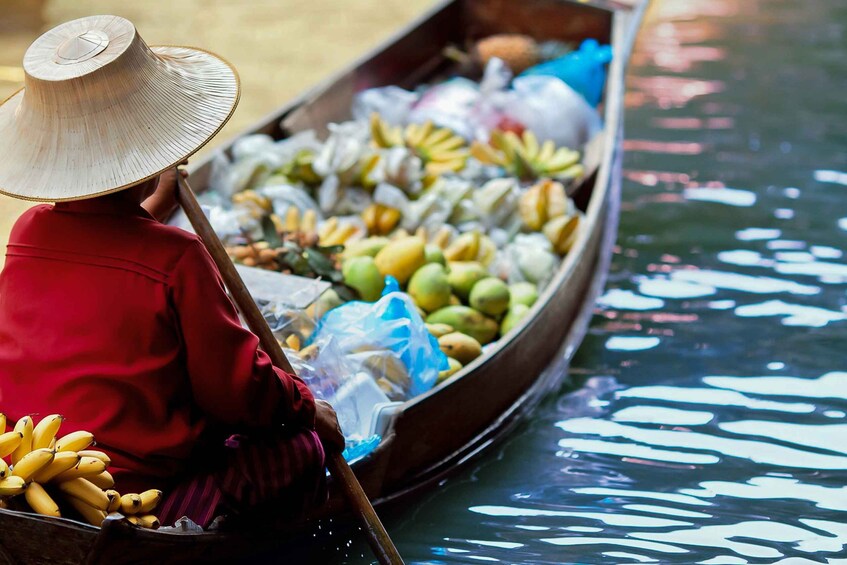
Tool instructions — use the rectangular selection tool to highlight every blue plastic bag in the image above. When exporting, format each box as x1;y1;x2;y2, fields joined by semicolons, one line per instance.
311;277;449;400
519;39;613;106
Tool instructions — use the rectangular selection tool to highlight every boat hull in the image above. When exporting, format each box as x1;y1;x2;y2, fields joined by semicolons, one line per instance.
0;0;644;562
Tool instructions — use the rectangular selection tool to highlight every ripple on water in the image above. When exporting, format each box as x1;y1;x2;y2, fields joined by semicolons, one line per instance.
557;418;847;469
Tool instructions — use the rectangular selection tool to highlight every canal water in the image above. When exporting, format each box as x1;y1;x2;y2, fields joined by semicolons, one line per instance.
372;0;847;563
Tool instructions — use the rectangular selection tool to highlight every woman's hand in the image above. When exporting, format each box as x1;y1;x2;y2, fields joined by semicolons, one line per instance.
142;159;188;222
314;399;345;452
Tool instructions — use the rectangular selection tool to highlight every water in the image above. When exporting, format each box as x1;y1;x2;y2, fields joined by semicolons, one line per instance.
374;0;847;563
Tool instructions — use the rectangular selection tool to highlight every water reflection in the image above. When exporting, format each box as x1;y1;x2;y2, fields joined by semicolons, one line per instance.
379;0;847;561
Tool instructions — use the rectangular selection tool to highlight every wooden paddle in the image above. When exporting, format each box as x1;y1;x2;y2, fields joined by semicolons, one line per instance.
175;174;404;565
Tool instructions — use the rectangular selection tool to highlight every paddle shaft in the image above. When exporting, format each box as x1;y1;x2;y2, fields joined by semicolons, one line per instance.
174;175;403;565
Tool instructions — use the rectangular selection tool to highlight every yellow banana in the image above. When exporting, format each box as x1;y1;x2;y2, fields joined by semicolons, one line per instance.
0;459;7;479
403;121;428;147
317;217;338;241
55;430;95;453
127;514;161;529
284;206;300;232
321;223;358;246
425;157;467;176
370;113;403;148
32;452;80;484
425;135;465;155
537;139;556;164
53;457;106;482
544;180;569;219
57;478;110;511
65;496;106;527
87;471;115;490
120;493;142;515
31;414;63;451
543;214;582;255
362;204;379;233
444;231;481;262
522;130;540;161
0;476;26;496
11;448;54;482
377;207;401;235
432;227;453;249
24;482;60;517
422;127;453;147
105;490;121;513
11;416;33;465
78;450;111;466
518;182;548;231
476;236;498;267
544;147;580;171
0;413;5;433
0;431;23;458
268;213;285;235
284;334;301;351
470;141;505;166
301;209;317;235
138;489;163;514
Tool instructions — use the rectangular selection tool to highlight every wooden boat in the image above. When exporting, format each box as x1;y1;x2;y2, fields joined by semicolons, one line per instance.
0;0;645;562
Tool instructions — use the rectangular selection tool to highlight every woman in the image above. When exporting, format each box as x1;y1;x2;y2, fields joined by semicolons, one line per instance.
0;15;343;527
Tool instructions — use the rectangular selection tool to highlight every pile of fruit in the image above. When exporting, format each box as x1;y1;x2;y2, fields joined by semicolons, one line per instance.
0;414;162;529
209;96;587;400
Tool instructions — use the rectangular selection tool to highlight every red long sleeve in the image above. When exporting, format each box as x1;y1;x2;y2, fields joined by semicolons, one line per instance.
169;239;315;430
0;198;315;489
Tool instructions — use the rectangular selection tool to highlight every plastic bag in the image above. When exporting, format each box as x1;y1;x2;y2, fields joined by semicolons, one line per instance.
352;85;419;125
407;77;481;139
289;335;387;446
310;277;449;400
491;233;559;288
507;75;601;150
467;60;600;149
519;39;613;106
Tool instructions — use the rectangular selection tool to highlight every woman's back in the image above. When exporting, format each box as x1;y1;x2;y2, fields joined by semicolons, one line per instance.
0;198;209;488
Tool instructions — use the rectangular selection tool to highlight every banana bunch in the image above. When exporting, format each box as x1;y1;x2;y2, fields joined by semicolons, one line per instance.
362;203;401;236
318;217;361;246
279;148;323;185
231;190;273;219
0;414;163;529
443;231;497;266
543;213;583;255
370;114;468;178
270;207;318;237
518;179;572;231
471;130;584;182
428;226;455;250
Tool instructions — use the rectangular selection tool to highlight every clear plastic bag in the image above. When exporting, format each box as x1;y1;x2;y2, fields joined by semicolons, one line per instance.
310;277;449;400
288;335;388;448
506;75;601;150
352;85;419;125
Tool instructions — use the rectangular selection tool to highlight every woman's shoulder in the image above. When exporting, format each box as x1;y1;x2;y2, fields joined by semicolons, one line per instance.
8;204;53;241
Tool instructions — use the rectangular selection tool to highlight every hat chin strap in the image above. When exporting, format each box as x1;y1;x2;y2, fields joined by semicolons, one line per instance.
54;30;110;65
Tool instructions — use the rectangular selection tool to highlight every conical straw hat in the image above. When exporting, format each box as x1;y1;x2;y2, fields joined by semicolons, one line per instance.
0;15;240;202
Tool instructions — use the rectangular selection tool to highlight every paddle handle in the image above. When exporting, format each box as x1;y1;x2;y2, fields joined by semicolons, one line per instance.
174;175;403;565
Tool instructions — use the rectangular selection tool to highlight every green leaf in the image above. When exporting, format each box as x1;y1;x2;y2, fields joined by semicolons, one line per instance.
260;216;283;248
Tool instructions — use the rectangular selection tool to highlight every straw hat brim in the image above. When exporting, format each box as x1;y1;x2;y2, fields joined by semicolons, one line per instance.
0;45;240;202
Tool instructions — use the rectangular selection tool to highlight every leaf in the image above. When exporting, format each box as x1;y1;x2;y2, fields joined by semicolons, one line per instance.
304;250;338;279
260;216;283;248
333;283;358;303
